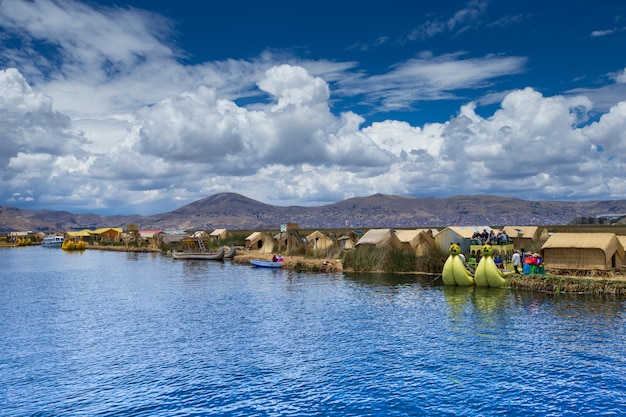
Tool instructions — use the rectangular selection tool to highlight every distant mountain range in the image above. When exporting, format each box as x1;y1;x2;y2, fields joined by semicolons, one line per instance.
2;192;626;232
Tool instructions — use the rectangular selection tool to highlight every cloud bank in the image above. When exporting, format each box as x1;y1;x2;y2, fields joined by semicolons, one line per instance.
1;0;625;215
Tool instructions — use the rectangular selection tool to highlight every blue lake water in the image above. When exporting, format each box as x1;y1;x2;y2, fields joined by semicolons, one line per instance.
1;246;625;416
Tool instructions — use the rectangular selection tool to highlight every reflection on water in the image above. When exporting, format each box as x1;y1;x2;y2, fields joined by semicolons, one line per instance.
1;247;625;416
344;271;439;287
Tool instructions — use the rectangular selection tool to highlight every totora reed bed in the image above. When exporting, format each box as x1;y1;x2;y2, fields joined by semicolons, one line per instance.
508;272;626;296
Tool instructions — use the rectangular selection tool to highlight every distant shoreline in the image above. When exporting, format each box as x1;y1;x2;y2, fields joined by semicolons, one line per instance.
85;244;160;252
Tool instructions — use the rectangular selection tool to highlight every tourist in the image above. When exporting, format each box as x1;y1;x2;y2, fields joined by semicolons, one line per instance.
272;254;278;262
277;254;284;262
512;249;521;274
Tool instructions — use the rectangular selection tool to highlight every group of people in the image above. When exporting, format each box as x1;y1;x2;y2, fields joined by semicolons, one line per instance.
465;249;506;271
460;247;545;275
471;229;510;245
271;254;285;263
511;249;545;275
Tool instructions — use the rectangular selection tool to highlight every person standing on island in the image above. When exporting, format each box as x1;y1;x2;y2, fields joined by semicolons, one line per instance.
512;249;521;274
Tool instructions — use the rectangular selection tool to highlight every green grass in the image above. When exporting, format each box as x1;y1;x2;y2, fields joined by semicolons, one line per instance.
343;247;419;273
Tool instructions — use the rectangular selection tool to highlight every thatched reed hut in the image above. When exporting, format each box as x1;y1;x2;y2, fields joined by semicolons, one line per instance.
355;229;403;250
338;234;357;250
91;228;123;243
245;232;274;253
306;230;333;251
434;226;496;254
616;235;626;267
394;229;436;256
210;229;230;241
502;226;549;250
541;232;624;271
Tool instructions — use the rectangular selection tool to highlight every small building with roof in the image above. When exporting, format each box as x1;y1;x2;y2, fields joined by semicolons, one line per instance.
541;232;624;271
210;229;230;241
338;233;358;250
355;229;403;250
306;230;333;251
90;228;123;243
502;226;549;250
66;229;93;244
161;230;189;244
245;231;274;253
393;229;436;256
435;226;497;254
394;229;435;253
139;229;164;249
618;236;626;267
191;230;210;240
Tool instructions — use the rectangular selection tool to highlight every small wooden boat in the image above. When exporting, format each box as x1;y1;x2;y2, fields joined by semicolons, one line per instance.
223;246;237;259
250;259;283;268
173;246;225;260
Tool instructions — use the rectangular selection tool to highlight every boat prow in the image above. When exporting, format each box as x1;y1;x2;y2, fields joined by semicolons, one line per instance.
223;246;237;259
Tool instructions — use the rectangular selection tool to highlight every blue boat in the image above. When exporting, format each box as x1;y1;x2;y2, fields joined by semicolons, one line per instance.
250;260;283;268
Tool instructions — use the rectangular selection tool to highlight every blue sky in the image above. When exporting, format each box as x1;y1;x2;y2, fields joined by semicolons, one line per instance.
1;0;626;215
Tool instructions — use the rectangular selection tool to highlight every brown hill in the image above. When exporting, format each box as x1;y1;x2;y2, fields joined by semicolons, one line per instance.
2;192;626;232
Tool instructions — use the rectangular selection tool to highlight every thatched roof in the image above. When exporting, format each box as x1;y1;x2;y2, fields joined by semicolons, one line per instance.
91;227;123;235
445;226;498;238
192;231;209;239
67;229;93;238
306;230;333;250
245;231;274;253
503;226;546;240
394;229;421;248
395;229;434;250
541;233;625;269
542;233;622;251
138;229;163;238
356;228;403;249
306;230;330;241
210;229;229;238
245;231;264;242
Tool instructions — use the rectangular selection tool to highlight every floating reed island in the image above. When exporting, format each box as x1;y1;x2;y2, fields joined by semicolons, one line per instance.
508;272;626;296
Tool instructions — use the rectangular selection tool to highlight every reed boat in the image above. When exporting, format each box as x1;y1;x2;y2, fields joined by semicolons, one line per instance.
173;246;225;260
